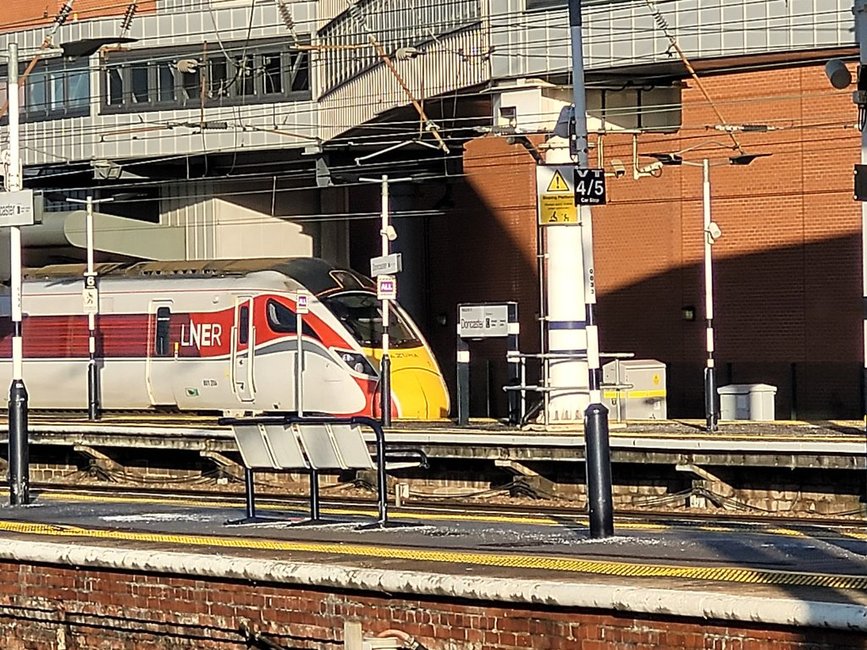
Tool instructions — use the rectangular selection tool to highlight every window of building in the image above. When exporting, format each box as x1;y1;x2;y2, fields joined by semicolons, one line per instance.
102;39;311;114
1;58;92;122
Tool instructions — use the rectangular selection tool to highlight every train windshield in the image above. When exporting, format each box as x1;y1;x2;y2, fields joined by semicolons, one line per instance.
323;292;421;349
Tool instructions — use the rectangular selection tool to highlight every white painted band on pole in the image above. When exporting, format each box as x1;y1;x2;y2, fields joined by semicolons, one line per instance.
457;350;470;363
12;339;22;378
706;329;715;352
507;322;520;335
586;324;600;367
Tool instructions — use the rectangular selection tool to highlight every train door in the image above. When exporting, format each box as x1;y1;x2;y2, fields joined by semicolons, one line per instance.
146;300;177;405
231;296;255;402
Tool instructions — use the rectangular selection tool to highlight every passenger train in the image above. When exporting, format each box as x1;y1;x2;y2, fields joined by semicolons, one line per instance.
0;258;450;420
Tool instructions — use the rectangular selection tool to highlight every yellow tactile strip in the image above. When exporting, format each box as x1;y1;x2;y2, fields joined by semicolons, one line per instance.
0;519;863;591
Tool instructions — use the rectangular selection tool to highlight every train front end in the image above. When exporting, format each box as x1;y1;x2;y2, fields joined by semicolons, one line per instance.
321;291;450;421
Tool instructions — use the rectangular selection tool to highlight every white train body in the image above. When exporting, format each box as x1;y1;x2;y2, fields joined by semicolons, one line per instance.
0;259;403;417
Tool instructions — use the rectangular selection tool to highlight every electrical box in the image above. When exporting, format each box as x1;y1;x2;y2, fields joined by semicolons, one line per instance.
602;359;667;420
718;384;777;421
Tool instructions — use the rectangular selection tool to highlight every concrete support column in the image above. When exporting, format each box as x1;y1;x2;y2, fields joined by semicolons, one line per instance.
544;138;589;423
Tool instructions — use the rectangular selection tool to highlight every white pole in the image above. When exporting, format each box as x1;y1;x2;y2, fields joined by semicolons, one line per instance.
702;159;718;431
6;42;31;506
85;195;99;420
295;308;303;417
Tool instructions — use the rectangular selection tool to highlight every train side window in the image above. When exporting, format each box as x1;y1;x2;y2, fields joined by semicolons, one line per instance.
238;305;249;345
155;307;171;356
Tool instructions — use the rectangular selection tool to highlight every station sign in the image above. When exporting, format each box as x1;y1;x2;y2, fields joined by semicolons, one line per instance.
82;287;99;314
370;252;402;277
0;190;35;226
458;303;509;338
536;166;577;226
573;168;607;205
296;291;310;315
377;275;397;301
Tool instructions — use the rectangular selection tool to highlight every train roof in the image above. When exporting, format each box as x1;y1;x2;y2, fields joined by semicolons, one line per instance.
22;258;375;296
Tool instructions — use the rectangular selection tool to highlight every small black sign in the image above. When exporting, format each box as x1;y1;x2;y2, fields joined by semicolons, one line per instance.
856;164;867;201
573;168;607;205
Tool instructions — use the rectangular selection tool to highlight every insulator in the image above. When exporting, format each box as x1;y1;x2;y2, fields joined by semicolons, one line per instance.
55;0;74;26
277;0;299;45
120;2;138;33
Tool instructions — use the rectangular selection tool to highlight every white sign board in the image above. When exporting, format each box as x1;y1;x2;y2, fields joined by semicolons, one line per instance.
82;287;99;314
296;291;310;315
0;190;35;226
377;275;397;300
370;252;402;277
458;304;509;338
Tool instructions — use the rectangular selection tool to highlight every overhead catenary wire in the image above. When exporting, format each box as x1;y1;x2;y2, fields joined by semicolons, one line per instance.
0;0;855;196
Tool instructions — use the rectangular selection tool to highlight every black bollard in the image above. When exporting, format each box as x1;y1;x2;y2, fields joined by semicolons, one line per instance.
8;379;30;506
88;359;100;421
381;354;392;427
584;402;613;538
704;366;718;432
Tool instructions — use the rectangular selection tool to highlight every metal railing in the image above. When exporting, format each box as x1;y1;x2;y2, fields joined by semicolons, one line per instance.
504;351;635;426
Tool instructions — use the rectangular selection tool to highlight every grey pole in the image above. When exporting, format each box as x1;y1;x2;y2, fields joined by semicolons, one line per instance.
569;0;612;536
6;43;30;506
568;0;603;403
85;195;100;420
702;160;719;432
360;174;411;426
379;175;392;427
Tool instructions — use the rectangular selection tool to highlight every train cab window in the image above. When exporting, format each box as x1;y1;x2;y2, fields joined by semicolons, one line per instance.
267;299;316;337
323;293;421;349
155;307;171;356
238;305;249;345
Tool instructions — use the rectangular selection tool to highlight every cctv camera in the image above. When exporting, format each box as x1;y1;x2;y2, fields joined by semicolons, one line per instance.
825;58;852;90
706;222;722;243
610;159;626;178
381;225;398;241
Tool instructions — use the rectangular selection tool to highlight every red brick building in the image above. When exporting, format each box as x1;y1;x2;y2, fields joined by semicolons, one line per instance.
426;61;861;419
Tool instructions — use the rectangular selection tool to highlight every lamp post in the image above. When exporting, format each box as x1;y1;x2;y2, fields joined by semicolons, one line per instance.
359;175;411;426
649;151;768;432
5;43;29;505
2;43;66;506
65;195;113;420
700;159;719;432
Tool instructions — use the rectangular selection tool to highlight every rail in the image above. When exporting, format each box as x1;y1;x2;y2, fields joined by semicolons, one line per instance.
217;414;391;528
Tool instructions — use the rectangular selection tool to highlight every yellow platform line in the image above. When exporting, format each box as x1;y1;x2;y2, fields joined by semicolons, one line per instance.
0;519;863;591
24;491;860;540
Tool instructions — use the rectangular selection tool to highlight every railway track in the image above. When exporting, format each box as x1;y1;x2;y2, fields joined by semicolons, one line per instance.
23;480;867;531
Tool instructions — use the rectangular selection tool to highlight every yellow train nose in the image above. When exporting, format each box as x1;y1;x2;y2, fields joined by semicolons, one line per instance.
392;367;450;420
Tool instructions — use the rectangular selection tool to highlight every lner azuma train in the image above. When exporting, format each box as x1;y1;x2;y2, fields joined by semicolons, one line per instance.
0;258;450;420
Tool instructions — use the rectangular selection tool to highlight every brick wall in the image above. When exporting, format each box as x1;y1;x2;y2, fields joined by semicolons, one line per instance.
436;62;862;419
0;560;862;649
1;0;155;31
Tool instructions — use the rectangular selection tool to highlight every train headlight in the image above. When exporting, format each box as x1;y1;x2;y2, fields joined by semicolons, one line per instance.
335;349;377;376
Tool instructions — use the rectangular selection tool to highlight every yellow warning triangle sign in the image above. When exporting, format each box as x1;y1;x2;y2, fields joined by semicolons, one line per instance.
547;169;570;192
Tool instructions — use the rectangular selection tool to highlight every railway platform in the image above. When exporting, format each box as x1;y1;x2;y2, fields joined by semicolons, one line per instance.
11;415;867;469
0;487;864;648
